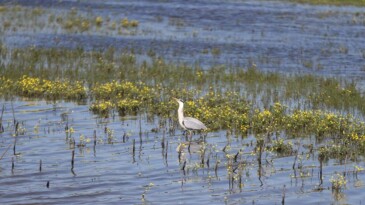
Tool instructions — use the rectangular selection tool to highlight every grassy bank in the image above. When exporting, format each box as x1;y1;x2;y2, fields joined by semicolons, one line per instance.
289;0;365;6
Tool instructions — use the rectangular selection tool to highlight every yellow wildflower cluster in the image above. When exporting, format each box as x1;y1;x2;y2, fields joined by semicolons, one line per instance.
181;91;250;131
180;98;365;151
95;16;103;26
4;74;365;153
81;20;90;30
152;100;176;118
315;112;339;136
91;81;151;100
330;173;347;192
286;110;313;132
121;18;139;27
65;126;75;134
283;110;351;137
90;100;113;116
89;81;154;115
0;75;86;100
0;77;14;95
349;133;365;142
354;165;364;172
196;70;204;79
16;75;86;100
117;99;141;114
251;109;273;132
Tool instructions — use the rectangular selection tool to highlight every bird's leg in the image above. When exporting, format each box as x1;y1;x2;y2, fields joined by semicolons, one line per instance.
182;130;189;141
200;132;207;142
188;130;193;141
199;133;205;142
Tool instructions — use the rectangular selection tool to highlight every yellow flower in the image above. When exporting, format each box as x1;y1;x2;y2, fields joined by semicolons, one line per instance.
95;16;103;26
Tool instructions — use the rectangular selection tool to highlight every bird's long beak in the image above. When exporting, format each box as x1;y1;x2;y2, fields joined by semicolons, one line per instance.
172;97;178;101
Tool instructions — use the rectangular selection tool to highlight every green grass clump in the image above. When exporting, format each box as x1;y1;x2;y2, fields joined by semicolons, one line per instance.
121;18;139;27
330;173;347;192
269;138;294;156
289;0;365;6
0;5;139;35
319;143;352;161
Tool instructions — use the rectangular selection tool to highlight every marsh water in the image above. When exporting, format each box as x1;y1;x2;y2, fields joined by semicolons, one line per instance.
1;0;365;204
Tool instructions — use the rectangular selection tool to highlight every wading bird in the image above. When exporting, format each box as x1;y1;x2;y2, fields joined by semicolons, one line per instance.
172;97;207;136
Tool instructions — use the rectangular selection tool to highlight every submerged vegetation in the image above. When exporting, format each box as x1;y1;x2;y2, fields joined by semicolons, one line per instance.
0;5;139;36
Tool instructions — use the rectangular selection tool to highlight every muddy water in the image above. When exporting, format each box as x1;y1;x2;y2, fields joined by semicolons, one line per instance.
1;0;365;204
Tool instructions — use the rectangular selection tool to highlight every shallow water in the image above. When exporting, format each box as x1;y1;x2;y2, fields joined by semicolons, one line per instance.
1;0;365;79
0;99;364;204
1;0;365;204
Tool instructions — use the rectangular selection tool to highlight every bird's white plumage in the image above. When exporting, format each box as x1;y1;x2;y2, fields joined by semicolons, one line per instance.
173;97;207;131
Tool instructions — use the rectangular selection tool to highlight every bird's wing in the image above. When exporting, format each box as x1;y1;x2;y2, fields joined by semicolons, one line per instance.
183;117;207;130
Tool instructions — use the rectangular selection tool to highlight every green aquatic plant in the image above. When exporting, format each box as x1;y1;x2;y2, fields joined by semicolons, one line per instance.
121;18;139;28
95;16;103;26
0;5;140;35
330;173;347;192
270;138;293;156
89;100;114;116
318;141;353;161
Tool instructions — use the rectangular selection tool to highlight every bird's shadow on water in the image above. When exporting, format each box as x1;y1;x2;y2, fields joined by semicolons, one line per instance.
176;131;211;176
182;130;208;142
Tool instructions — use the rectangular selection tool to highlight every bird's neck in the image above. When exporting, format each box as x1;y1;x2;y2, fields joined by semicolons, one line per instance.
178;103;185;126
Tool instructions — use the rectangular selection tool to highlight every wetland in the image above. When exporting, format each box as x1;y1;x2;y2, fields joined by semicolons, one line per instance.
0;0;365;204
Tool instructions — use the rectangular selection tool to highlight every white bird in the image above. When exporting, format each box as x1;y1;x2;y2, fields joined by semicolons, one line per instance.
172;97;207;132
